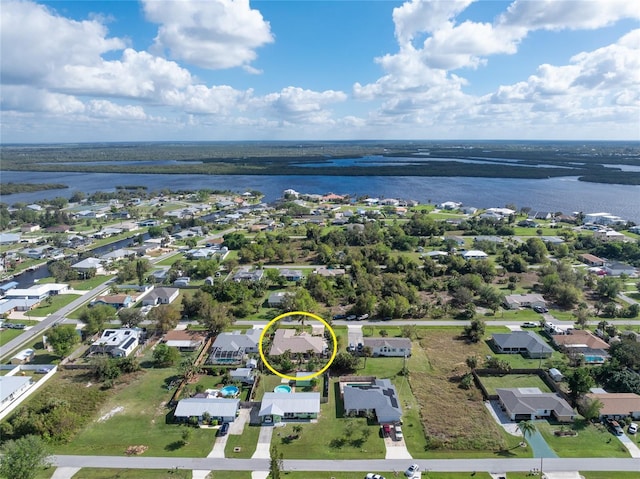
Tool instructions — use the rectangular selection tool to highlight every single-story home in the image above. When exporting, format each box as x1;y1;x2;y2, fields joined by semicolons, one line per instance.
259;392;320;424
233;268;264;282
162;330;206;351
604;262;637;277
462;250;488;260
593;230;626;242
173;277;191;287
491;331;553;358
230;367;256;384
90;328;141;357
5;283;68;301
496;388;575;422
363;338;412;357
585;392;640;420
91;294;134;309
208;329;262;364
579;253;605;267
278;269;304;282
71;257;106;276
503;293;546;310
313;267;346;277
269;329;324;356
343;379;402;424
174;398;240;424
267;291;293;308
141;287;179;307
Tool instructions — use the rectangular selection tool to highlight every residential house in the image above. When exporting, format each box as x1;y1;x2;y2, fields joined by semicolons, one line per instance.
100;248;135;263
503;293;546;310
259;392;320;424
5;283;68;301
313;267;346;277
530;211;552;220
462;250;488;260
551;330;610;360
496;388;575;422
233;268;264;282
278;269;304;282
579;253;605;267
594;230;626;242
174;398;240;424
0;233;21;244
20;246;52;260
208;329;262;364
604;262;636;277
230;367;256;384
269;329;324;356
439;201;462;210
10;348;35;365
20;224;40;233
584;212;625;225
0;376;33;412
141;287;179;307
71;257;105;276
474;236;503;244
173;277;191;287
343;379;402;424
162;330;206;351
490;331;553;358
267;291;293;308
91;294;134;309
584;392;640;420
90;328;141;357
363;338;412;358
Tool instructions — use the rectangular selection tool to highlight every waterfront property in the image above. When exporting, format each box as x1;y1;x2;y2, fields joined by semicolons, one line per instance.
496;388;575;422
258;392;320;424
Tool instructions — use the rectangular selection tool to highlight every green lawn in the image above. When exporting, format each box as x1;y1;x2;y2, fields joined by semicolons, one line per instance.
69;469;192;479
277;379;385;459
537;419;631;458
29;294;82;316
155;254;184;266
224;423;261;458
53;368;218;457
0;320;39;347
73;275;113;290
253;374;286;400
479;374;552;396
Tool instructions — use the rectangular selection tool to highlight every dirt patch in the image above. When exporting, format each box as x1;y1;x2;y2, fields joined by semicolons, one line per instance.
97;406;124;422
125;445;148;455
410;331;507;451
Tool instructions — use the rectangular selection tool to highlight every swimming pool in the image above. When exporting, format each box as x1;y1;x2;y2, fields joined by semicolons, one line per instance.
274;385;292;393
220;385;239;397
583;355;605;364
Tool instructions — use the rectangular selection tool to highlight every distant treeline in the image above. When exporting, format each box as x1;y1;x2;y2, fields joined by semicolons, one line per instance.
0;182;68;195
1;141;638;185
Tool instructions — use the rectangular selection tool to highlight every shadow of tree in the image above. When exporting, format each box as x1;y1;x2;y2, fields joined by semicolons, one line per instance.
165;440;186;451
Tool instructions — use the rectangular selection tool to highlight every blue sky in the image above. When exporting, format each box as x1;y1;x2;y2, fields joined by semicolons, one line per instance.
1;0;639;142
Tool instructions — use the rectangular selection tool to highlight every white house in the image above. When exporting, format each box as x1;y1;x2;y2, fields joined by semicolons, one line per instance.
71;257;105;276
174;398;240;423
462;250;489;260
141;287;179;306
363;338;412;357
90;328;141;357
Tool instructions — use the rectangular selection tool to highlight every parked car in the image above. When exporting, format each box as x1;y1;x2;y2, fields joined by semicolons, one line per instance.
357;314;369;321
382;424;391;437
333;314;347;320
36;367;52;374
628;423;638;434
606;418;624;436
404;464;420;477
347;343;355;352
533;306;549;313
365;474;385;479
218;422;229;436
522;321;538;328
346;315;357;321
394;425;404;441
382;316;392;321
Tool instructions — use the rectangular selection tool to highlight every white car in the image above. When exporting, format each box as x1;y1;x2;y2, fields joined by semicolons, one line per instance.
405;464;420;477
394;425;404;441
365;474;386;479
629;423;638;434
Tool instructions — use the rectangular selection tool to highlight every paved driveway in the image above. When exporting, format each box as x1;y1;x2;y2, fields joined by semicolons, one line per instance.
347;324;364;347
617;433;640;458
384;434;413;459
485;400;522;436
252;426;274;459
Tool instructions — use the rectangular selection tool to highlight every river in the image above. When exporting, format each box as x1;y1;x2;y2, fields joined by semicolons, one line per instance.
2;170;639;223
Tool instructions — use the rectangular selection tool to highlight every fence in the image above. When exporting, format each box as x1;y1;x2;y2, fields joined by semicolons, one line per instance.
473;368;568;402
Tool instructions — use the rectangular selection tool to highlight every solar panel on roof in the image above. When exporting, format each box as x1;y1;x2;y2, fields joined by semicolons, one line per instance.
122;337;137;349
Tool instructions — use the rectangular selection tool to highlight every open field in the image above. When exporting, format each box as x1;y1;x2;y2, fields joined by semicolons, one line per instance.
409;330;530;457
479;374;552;396
53;368;218;457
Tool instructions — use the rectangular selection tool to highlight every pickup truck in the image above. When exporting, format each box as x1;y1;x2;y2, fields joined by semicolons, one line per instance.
606;418;624;436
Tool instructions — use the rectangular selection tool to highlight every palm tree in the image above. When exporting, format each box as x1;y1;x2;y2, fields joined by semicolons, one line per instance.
518;420;537;445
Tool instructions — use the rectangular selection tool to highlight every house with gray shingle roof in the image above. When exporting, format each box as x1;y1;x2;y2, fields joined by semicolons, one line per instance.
259;392;320;424
491;331;552;358
208;329;262;364
343;379;402;424
496;388;575;422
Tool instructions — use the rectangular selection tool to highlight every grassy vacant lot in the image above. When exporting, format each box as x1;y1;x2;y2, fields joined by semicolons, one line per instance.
537;419;630;458
277;379;385;459
73;275;114;290
479;374;552;396
29;294;82;316
408;330;529;458
69;469;192;479
54;368;217;457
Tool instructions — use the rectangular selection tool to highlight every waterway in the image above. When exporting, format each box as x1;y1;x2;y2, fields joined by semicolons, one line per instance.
2;171;639;223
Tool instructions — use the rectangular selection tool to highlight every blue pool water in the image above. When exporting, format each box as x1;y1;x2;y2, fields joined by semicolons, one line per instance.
584;355;605;364
220;385;239;397
274;385;292;393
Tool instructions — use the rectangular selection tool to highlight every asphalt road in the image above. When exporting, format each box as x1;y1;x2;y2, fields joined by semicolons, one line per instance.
49;455;640;473
234;319;640;328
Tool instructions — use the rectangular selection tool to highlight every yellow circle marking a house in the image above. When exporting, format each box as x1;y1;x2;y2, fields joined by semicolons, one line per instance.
258;311;337;381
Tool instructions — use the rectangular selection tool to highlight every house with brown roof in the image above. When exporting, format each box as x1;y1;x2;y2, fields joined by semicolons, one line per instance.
269;329;324;356
585;392;640;420
579;253;605;267
162;330;206;351
552;329;610;361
